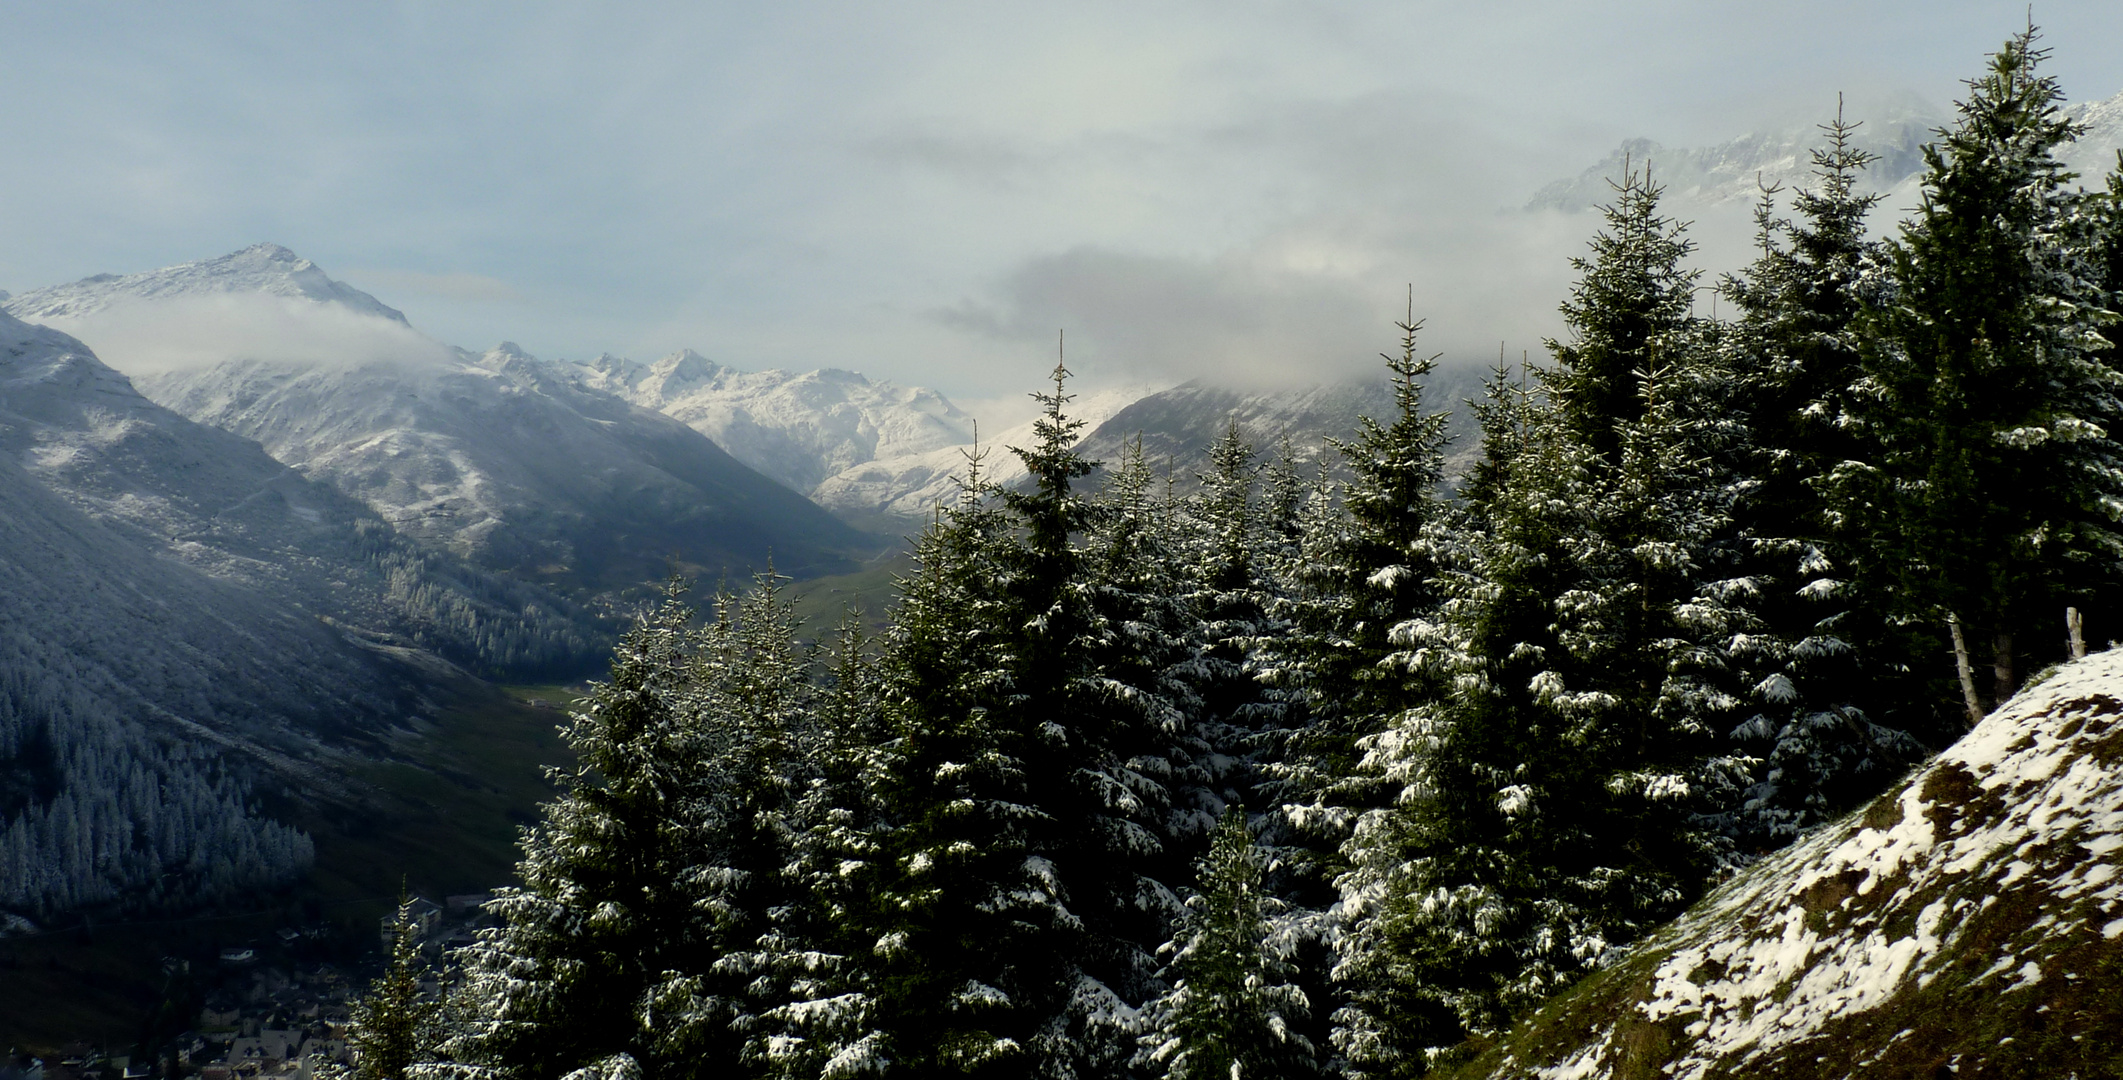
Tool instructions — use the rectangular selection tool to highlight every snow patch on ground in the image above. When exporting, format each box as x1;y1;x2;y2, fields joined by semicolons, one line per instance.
1484;648;2123;1079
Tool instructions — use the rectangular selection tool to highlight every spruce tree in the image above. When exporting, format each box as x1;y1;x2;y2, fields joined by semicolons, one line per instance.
1255;308;1453;903
1716;107;1925;842
645;574;815;1069
1845;26;2123;729
1334;171;1751;1074
350;893;444;1080
447;584;711;1080
748;616;892;1078
1137;808;1316;1080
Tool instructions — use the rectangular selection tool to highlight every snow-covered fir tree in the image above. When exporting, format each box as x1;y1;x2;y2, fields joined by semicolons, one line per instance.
1716;107;1926;843
1253;309;1454;905
350;892;447;1080
1843;26;2123;727
446;585;712;1080
1332;171;1754;1075
1137;808;1317;1080
862;361;1188;1076
746;616;893;1078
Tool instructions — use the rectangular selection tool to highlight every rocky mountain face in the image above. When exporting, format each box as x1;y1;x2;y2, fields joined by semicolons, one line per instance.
561;348;1172;524
1070;366;1491;492
574;349;979;495
1448;649;2123;1080
6;252;871;598
808;381;1155;523
136;343;869;593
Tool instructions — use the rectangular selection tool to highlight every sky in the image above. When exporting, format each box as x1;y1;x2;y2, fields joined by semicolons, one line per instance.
5;1;2123;423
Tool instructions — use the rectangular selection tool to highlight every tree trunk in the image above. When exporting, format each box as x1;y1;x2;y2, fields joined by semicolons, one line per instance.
2068;606;2087;660
1949;613;1983;728
1993;630;2016;708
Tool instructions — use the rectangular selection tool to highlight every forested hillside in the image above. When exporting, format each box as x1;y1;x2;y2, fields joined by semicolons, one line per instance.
359;28;2123;1078
0;306;603;922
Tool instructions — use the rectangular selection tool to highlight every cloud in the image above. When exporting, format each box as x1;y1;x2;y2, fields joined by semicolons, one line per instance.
937;247;1382;389
36;293;460;377
349;268;527;304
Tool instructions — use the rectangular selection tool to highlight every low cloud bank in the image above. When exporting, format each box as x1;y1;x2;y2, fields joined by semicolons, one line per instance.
35;292;460;377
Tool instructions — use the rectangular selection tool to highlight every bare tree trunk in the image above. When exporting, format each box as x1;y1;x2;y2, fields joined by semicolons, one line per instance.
2067;606;2087;660
1949;613;1983;728
1993;630;2016;709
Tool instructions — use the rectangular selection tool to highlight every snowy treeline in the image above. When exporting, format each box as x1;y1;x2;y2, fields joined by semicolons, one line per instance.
0;656;311;918
350;519;604;677
369;30;2123;1080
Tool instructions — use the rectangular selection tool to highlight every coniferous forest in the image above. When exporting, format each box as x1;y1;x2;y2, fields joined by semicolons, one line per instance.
358;30;2123;1079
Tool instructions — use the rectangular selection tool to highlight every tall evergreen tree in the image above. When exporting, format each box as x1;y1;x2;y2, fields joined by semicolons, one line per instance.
1254;308;1454;906
749;617;893;1078
350;893;445;1080
447;585;704;1080
1717;108;1925;842
1546;160;1700;461
1335;171;1751;1074
865;359;1182;1077
1844;26;2123;728
1137;808;1316;1080
644;575;814;1069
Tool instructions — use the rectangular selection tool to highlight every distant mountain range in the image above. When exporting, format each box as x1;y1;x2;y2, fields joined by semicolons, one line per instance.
1530;85;2123;217
0;306;607;917
7;246;872;595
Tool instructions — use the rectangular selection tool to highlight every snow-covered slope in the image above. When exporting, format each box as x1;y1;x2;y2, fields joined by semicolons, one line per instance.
1528;106;1944;214
1452;649;2123;1079
0;308;593;725
808;382;1154;522
575;349;979;495
136;343;868;591
1068;369;1489;492
5;248;869;592
0;309;408;745
564;348;1175;524
0;309;493;916
5;242;409;324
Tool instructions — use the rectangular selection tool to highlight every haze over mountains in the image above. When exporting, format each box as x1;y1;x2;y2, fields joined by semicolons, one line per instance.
1532;85;2123;270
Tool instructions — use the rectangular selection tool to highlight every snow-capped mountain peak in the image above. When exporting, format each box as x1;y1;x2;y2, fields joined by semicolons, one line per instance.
574;349;983;496
5;243;409;325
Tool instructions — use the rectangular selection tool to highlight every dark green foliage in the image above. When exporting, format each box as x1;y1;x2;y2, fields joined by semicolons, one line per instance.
1716;107;1927;843
1255;311;1455;907
1545;161;1701;462
1334;172;1753;1075
1138;808;1316;1080
864;361;1185;1077
449;585;705;1080
1843;27;2123;726
350;894;446;1080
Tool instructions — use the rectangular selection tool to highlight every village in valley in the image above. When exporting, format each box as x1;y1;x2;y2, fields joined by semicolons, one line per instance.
3;895;492;1080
